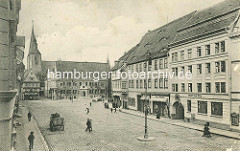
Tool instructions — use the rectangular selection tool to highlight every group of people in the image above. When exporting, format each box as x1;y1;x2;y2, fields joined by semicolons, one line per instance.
110;107;121;113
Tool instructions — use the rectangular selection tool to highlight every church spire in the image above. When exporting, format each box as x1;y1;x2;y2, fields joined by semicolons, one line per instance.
28;20;40;56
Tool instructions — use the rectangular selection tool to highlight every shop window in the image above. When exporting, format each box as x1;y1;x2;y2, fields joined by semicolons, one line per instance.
211;102;223;116
198;101;207;114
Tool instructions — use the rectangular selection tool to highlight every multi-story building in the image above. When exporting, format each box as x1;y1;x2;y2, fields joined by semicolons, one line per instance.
169;0;240;130
42;60;111;100
0;0;24;150
124;13;193;117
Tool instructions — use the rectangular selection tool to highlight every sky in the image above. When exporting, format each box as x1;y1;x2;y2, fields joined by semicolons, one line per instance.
18;0;225;67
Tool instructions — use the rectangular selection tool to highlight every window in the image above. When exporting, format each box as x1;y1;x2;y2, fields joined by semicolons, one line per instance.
172;52;178;62
172;84;178;92
188;83;192;92
174;52;178;61
188;65;192;74
221;82;226;93
188;49;192;59
132;80;135;88
148;62;152;71
144;80;146;88
215;43;219;54
164;58;168;69
198;101;207;114
148;79;151;88
128;80;131;88
154;60;158;70
154;79;158;88
205;45;210;55
180;66;185;74
139;63;142;72
215;62;220;73
197;47;202;57
175;67;178;76
220;41;225;52
85;82;88;86
197;83;202;92
159;59;163;69
206;83;211;93
215;61;226;73
181;83;185;92
164;78;168;89
187;100;191;112
159;78;163;88
197;64;202;74
215;82;220;93
136;64;139;72
211;102;223;116
205;63;211;74
140;80;143;88
180;50;184;60
221;61;226;72
136;80;139;89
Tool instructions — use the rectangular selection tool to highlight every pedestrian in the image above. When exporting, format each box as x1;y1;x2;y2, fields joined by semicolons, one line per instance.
28;131;35;150
85;119;91;132
202;123;211;138
90;102;92;107
28;111;32;122
114;107;117;113
89;119;92;131
85;108;89;114
110;108;113;113
119;108;121;112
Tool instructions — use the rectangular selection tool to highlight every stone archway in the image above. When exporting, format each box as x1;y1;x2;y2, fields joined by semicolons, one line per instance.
172;101;184;119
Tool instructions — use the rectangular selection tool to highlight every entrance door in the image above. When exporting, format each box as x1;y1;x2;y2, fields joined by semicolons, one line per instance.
173;101;184;119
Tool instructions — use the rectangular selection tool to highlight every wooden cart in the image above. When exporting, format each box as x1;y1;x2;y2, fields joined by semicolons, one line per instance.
49;113;64;132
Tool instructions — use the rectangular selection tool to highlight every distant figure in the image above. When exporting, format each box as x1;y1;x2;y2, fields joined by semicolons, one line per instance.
89;119;92;131
85;108;89;114
90;102;92;107
119;108;122;112
114;107;117;113
28;131;35;150
85;119;91;132
28;111;32;122
202;123;211;138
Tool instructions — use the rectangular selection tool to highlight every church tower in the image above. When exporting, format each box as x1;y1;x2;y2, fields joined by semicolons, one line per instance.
27;21;42;75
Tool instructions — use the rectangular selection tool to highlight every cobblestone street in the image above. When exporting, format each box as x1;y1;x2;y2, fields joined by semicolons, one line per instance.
23;99;238;151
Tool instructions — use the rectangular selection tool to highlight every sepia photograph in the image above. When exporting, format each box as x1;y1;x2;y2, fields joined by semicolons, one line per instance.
0;0;240;150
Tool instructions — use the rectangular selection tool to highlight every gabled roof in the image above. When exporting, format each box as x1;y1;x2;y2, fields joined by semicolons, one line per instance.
171;0;240;46
127;12;195;65
23;69;40;82
28;22;41;56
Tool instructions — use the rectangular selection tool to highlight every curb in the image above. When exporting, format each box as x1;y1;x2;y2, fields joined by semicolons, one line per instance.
27;107;54;151
121;110;240;140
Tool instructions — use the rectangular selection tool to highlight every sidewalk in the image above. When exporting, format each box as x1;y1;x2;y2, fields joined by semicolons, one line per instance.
17;106;49;151
121;109;240;140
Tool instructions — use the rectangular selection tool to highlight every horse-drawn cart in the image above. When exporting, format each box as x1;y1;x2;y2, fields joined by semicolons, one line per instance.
49;113;64;132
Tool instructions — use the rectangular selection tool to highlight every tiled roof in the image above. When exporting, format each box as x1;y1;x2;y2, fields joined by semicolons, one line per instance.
111;45;138;71
127;12;194;65
171;0;240;45
41;60;110;80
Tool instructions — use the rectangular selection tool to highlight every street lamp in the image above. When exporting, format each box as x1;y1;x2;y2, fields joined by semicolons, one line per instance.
137;50;155;141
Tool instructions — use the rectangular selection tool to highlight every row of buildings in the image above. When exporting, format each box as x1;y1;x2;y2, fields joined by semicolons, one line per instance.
0;0;25;150
111;0;240;132
21;23;111;101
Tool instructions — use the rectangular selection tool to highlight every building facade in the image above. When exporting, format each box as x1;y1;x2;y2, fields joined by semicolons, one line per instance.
0;0;24;150
169;0;240;130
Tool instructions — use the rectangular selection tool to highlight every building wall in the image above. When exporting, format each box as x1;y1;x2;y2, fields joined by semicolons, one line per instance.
0;0;22;150
169;33;231;127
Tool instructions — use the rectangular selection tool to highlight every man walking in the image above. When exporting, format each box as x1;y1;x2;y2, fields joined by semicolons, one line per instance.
28;111;32;122
85;119;91;132
28;131;35;150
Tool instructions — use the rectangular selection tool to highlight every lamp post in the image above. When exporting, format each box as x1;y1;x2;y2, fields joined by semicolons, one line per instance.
138;50;155;141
